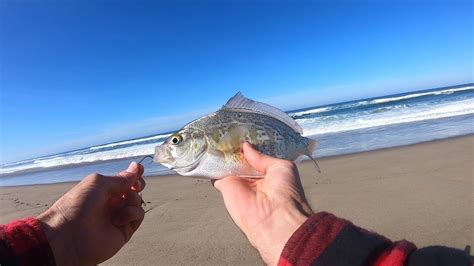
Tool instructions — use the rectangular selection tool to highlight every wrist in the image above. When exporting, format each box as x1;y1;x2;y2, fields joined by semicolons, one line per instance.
249;204;310;265
37;208;79;266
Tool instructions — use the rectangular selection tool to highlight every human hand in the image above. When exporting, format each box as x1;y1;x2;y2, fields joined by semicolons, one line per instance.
37;162;146;266
213;142;313;265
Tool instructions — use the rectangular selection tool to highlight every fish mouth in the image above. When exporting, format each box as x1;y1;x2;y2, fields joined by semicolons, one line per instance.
154;145;173;165
154;144;207;174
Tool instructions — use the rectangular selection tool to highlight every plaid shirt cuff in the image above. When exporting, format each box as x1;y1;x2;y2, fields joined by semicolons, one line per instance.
278;212;416;266
0;217;55;266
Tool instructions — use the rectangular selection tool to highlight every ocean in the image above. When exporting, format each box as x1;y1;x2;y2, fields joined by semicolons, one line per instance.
1;83;473;186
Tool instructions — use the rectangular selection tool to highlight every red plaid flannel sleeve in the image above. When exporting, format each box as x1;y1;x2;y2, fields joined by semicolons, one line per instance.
0;217;55;266
278;212;471;266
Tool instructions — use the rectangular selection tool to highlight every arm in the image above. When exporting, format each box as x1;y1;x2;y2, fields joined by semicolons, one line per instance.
214;142;472;266
279;212;414;265
279;212;471;266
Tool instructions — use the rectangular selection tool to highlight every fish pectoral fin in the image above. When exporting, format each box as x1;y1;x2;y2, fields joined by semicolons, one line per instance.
216;125;245;153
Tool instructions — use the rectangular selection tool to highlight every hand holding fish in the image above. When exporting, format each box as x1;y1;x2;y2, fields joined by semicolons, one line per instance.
214;142;313;265
37;162;146;265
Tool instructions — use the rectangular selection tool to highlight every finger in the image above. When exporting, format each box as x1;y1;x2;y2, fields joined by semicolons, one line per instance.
102;162;140;194
131;177;146;192
213;177;232;193
242;142;281;173
113;206;145;243
108;194;126;209
118;161;141;176
213;176;256;195
130;219;143;232
131;164;146;191
211;179;218;189
119;224;134;243
109;191;143;210
119;162;144;192
112;205;145;227
137;163;145;177
123;191;143;207
213;176;258;227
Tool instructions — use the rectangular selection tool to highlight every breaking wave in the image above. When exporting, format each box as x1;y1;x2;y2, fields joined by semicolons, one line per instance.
1;84;473;176
300;98;474;136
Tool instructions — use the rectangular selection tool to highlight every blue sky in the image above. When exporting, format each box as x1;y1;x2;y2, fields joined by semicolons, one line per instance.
0;1;472;164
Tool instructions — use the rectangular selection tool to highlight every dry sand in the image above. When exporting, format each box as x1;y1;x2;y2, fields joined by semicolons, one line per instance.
1;135;473;265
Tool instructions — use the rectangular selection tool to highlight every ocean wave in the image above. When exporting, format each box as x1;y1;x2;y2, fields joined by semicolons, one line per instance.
4;99;471;175
0;142;160;175
301;99;474;136
290;85;473;120
1;158;36;167
89;133;172;151
0;132;173;174
371;86;473;105
289;107;331;117
1;85;473;176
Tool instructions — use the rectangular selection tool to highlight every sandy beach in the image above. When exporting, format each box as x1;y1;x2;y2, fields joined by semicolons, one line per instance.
1;135;473;265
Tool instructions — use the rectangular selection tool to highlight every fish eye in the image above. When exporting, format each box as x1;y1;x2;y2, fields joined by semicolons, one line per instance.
170;134;183;145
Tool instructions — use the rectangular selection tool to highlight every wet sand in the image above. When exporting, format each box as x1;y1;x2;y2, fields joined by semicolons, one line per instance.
1;135;473;265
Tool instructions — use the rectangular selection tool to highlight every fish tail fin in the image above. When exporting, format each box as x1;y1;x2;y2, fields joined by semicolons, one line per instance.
306;138;321;173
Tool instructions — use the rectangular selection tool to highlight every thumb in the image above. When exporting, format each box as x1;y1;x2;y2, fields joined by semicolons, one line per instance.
242;142;279;174
104;162;141;194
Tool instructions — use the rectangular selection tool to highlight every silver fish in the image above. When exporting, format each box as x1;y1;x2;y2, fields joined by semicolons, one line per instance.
154;92;318;179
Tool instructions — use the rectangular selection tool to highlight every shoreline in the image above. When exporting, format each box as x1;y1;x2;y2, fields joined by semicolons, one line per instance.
2;133;473;187
0;154;152;178
1;135;472;264
312;133;474;160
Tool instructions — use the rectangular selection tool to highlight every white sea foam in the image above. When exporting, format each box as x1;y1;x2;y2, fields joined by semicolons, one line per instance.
306;86;474;113
300;98;474;136
1;158;36;167
89;133;172;151
0;142;161;175
371;86;473;105
290;107;331;117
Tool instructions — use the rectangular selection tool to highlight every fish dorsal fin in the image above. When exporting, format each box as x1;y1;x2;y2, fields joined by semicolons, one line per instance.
222;92;303;134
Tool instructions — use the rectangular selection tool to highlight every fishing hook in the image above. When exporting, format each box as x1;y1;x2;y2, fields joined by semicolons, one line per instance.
135;155;153;208
138;155;154;164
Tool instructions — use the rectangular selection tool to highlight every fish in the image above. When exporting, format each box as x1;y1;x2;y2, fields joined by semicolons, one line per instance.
153;92;319;179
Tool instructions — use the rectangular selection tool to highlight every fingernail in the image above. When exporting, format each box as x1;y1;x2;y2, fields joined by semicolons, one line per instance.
127;162;138;173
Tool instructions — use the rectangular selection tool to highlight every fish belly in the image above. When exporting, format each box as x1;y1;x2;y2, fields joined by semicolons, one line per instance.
182;152;261;179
